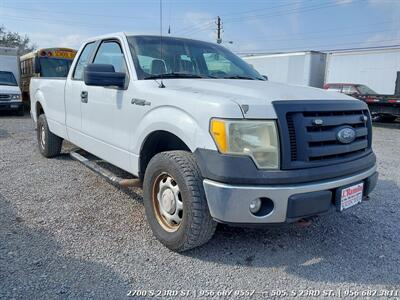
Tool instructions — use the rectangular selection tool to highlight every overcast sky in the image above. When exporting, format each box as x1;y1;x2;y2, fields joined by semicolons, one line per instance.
1;0;399;53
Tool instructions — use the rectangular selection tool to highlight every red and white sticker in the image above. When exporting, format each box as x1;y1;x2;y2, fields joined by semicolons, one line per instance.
340;182;364;211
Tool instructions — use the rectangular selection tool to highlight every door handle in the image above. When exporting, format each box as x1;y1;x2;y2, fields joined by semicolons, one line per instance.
81;91;88;103
131;98;151;106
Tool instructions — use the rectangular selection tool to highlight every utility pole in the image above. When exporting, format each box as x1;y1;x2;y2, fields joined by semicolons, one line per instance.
216;16;222;44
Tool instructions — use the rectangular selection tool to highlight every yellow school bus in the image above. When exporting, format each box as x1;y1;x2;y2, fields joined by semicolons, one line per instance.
20;48;77;105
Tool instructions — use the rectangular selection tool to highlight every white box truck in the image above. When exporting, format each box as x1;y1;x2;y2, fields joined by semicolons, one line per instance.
325;47;400;95
0;47;23;115
242;51;327;88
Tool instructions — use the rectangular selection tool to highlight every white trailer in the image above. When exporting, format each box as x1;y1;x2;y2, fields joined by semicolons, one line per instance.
242;51;327;88
325;47;400;95
0;47;20;85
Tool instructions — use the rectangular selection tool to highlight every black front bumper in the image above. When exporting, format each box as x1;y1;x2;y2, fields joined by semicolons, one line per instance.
0;101;23;111
286;171;378;221
195;148;376;185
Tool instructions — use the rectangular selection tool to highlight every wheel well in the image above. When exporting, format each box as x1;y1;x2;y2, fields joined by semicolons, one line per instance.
36;102;44;119
139;131;191;179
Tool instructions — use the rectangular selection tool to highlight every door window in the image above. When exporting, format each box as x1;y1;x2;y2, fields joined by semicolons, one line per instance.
93;41;127;73
73;42;96;80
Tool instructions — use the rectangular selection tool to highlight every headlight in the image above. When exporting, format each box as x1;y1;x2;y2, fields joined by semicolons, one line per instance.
11;94;21;100
210;118;280;169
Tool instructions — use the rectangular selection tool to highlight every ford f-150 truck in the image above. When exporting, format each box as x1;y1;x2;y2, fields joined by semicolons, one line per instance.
30;33;378;251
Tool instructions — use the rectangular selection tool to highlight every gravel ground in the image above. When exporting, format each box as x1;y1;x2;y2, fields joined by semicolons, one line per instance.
0;113;399;299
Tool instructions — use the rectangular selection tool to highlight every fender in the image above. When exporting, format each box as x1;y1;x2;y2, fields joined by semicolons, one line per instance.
132;105;217;155
31;89;47;123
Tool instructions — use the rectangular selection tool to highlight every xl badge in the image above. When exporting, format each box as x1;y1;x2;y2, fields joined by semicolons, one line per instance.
336;127;356;144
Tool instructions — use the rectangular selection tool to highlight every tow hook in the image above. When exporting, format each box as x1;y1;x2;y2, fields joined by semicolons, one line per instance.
296;218;313;227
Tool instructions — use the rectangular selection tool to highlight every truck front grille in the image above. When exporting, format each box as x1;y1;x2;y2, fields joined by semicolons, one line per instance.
274;100;372;170
0;94;11;101
286;114;298;161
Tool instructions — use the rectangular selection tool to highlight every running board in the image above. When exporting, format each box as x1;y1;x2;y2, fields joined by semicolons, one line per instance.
70;150;142;188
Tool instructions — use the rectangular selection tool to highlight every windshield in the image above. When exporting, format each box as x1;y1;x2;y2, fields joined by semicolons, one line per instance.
0;71;18;86
357;85;377;95
127;36;265;80
39;57;73;77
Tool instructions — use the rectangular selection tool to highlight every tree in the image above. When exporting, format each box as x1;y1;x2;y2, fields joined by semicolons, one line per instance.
0;25;36;55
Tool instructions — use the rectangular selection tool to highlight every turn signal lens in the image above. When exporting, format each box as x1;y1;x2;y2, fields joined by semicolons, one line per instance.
210;119;228;153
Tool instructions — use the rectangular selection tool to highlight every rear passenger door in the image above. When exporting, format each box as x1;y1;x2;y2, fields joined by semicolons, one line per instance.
65;41;96;136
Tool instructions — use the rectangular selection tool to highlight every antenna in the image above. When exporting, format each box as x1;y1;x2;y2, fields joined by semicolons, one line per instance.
216;16;222;44
168;0;172;35
159;0;166;88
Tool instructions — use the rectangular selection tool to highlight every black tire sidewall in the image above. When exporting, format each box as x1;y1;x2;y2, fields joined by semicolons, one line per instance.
37;115;47;156
18;106;24;116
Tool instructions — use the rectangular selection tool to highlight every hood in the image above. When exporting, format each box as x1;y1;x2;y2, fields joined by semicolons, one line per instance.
0;85;21;94
160;79;355;118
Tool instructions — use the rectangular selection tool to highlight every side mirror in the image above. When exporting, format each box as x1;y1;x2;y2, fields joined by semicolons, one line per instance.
84;64;125;89
263;75;268;81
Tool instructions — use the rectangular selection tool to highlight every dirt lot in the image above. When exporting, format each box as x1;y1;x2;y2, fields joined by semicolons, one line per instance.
1;113;399;299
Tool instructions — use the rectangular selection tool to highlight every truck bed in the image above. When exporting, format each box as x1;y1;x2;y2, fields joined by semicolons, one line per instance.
30;78;67;137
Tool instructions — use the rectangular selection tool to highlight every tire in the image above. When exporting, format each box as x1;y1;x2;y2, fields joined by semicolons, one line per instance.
380;115;397;123
372;114;397;123
143;151;217;252
17;106;24;116
37;114;63;158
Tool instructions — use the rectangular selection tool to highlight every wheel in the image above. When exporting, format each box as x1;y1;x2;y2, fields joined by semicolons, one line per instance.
379;115;397;123
143;151;217;252
37;114;63;158
372;114;397;123
17;106;24;116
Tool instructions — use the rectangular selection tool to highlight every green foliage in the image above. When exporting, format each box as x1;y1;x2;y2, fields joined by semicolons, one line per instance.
0;25;36;55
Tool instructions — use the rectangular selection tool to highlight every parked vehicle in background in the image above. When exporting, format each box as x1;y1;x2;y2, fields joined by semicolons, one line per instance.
325;47;400;95
241;47;400;94
242;51;327;88
324;83;400;122
20;48;77;108
30;33;378;251
0;47;23;115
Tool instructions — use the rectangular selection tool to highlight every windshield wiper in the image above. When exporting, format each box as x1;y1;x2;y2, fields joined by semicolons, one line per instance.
144;73;210;80
222;75;259;80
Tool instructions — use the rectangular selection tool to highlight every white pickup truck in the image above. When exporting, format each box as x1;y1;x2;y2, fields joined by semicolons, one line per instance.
30;33;378;251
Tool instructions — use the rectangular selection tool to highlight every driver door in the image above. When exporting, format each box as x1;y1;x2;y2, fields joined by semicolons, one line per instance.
80;40;132;169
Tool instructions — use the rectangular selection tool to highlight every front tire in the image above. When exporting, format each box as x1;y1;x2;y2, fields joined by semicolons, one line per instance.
17;106;24;116
143;151;216;252
37;114;63;158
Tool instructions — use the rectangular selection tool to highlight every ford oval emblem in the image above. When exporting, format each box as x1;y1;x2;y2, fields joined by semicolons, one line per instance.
336;127;356;144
